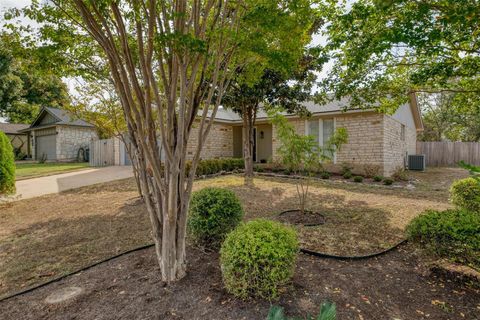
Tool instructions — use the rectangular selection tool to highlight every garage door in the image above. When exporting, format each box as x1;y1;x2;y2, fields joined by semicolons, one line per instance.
36;135;56;160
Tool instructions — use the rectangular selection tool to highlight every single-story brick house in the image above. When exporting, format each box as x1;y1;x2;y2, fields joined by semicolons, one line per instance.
19;107;98;161
192;93;423;176
0;123;31;157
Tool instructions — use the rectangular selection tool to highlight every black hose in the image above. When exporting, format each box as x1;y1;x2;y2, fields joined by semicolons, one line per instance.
0;243;155;303
300;239;408;260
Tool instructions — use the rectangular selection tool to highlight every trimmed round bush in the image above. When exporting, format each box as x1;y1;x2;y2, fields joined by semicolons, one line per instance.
406;209;480;269
188;187;243;247
353;176;363;183
450;178;480;213
320;171;331;179
220;219;299;300
0;131;15;195
373;175;383;182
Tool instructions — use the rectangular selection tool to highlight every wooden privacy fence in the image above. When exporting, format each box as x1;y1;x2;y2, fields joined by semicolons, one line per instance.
89;138;115;166
416;141;480;167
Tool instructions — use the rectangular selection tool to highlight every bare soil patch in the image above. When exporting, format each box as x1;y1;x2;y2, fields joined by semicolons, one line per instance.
0;245;479;320
276;209;326;226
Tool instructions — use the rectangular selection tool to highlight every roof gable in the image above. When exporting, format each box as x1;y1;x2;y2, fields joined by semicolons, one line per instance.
28;107;94;129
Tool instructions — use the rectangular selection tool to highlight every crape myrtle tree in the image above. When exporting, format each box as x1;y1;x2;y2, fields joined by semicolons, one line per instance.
318;0;480;113
33;0;321;282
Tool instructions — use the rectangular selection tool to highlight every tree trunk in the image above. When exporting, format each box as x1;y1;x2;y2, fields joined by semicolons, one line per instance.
242;104;257;186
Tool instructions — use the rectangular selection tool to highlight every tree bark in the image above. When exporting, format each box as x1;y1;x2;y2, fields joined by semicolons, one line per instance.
242;103;258;186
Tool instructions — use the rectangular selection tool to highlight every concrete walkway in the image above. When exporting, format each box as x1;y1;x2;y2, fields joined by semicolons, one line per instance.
9;166;134;201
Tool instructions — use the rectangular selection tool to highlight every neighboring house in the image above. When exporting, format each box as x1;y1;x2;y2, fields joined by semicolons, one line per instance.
188;93;423;176
0;123;31;157
19;107;98;161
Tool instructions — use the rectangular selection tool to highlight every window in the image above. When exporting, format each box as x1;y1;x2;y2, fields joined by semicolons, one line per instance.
401;124;405;141
306;118;335;159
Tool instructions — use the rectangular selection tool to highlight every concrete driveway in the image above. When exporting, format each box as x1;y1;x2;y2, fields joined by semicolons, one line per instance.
7;166;134;201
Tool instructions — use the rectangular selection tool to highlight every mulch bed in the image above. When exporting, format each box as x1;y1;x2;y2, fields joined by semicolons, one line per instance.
276;209;326;226
1;245;479;320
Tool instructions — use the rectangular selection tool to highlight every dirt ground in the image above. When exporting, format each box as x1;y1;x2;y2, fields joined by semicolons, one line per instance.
0;168;460;298
1;245;479;320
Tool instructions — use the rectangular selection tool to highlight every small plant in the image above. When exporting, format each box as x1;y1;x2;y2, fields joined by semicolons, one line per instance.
188;187;243;248
267;301;336;320
320;171;331;179
255;165;265;173
353;176;363;183
343;171;352;179
270;111;347;214
450;177;480;213
363;164;380;178
406;209;480;269
459;161;480;181
373;175;383;182
0;131;15;195
220;219;298;300
340;162;353;176
392;166;409;181
383;178;394;185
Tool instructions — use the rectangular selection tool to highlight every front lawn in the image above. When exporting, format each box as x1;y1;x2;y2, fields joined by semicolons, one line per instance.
15;162;90;180
0;172;478;319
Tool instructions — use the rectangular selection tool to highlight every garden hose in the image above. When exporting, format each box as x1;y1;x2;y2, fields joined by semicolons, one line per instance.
0;243;155;303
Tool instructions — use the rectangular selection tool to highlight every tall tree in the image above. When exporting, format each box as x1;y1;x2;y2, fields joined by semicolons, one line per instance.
319;0;480;112
0;33;70;123
28;0;318;282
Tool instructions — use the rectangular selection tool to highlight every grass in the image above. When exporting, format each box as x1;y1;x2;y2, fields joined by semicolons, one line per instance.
0;168;458;298
15;162;90;180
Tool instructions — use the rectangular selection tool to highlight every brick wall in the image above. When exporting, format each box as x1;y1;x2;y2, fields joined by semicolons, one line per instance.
383;116;417;176
56;125;98;161
187;121;233;160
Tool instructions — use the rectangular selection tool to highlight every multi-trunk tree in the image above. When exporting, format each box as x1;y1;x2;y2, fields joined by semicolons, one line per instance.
26;0;320;283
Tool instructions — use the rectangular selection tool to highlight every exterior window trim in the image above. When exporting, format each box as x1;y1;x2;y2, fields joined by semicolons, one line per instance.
305;117;337;164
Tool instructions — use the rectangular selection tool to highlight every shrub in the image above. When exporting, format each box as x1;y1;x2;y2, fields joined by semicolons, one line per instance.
450;178;480;213
340;162;353;175
363;164;380;178
220;219;299;300
343;171;352;179
406;209;480;269
0;132;15;195
267;301;336;320
254;165;264;172
188;187;243;247
392;166;409;181
383;178;394;185
188;158;244;176
320;171;331;179
373;175;383;182
353;176;363;183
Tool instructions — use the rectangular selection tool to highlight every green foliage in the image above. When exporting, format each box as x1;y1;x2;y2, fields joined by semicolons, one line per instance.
383;178;394;185
220;219;298;300
450;178;480;213
342;172;352;180
254;165;265;173
353;176;363;183
373;175;383;182
187;158;245;177
320;171;331;179
267;301;336;320
459;161;480;181
0;131;15;194
340;163;352;176
188;188;243;248
318;1;480;118
406;209;480;270
0;33;70;123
